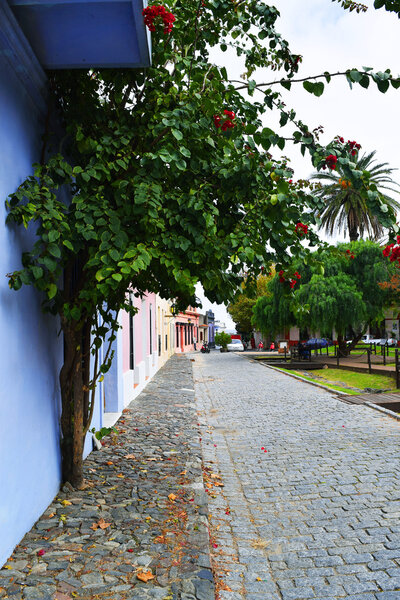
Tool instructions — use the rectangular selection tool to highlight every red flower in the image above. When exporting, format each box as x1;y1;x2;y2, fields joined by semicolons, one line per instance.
223;110;235;120
289;279;297;289
325;154;337;170
143;5;176;34
37;549;46;557
295;222;308;236
214;109;236;131
213;115;221;129
396;235;400;245
294;271;301;279
383;244;394;257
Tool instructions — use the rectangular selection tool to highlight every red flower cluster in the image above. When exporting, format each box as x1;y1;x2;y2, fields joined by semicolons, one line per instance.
214;110;236;131
336;136;361;157
143;5;175;34
325;154;337;170
279;270;301;288
295;222;308;236
347;140;361;157
383;236;400;263
345;249;355;259
289;271;302;288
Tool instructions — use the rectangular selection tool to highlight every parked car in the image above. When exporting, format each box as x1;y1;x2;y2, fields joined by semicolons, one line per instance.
227;339;244;352
361;334;376;343
367;338;388;346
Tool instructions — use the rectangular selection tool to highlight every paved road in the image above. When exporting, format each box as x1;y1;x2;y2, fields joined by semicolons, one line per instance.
194;352;400;600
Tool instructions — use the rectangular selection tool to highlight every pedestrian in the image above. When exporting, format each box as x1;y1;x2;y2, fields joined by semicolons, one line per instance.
258;341;264;351
270;341;275;351
251;337;256;350
193;336;197;351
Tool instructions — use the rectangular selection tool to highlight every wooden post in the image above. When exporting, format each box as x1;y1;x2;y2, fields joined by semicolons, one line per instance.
383;344;386;366
336;346;339;367
284;346;287;362
396;349;399;389
367;349;371;374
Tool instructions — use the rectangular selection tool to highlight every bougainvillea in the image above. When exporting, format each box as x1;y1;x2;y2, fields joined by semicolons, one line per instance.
325;154;338;170
143;5;175;34
214;110;236;131
383;236;400;263
295;222;308;236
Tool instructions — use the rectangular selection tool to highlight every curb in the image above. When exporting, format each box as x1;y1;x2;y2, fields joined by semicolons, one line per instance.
254;360;400;422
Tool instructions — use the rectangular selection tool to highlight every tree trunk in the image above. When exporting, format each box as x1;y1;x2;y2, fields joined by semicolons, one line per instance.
337;333;349;357
59;318;88;488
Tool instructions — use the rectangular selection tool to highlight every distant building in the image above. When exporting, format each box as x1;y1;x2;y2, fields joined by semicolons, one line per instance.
206;309;216;347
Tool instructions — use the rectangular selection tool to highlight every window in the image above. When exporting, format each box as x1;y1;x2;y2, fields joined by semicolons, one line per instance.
149;304;153;355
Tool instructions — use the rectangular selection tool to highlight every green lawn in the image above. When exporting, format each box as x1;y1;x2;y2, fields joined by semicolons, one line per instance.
277;367;396;395
310;344;397;362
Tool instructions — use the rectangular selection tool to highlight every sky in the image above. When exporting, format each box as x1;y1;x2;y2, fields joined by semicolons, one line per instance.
197;0;400;330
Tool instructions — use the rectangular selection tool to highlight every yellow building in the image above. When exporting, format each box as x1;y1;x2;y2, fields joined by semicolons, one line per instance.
155;296;176;368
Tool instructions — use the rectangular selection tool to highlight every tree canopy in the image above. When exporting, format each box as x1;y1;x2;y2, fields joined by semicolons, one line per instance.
5;0;400;485
311;150;400;242
252;241;396;352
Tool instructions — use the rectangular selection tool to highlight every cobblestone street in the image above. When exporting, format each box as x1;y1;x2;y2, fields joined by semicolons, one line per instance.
0;356;214;600
1;353;400;600
194;352;400;600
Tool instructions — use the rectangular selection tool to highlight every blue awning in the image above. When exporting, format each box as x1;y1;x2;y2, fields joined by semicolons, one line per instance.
7;0;151;69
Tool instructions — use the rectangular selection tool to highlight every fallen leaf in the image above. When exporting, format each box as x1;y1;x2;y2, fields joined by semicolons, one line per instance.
48;512;55;518
168;493;177;501
116;474;125;478
179;470;187;475
125;454;136;459
106;461;114;465
91;518;111;530
61;500;72;506
136;570;155;583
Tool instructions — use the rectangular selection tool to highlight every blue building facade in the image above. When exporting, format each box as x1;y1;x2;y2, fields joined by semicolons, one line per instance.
0;0;150;567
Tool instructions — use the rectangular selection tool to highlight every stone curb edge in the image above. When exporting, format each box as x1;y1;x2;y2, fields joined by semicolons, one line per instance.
245;357;400;423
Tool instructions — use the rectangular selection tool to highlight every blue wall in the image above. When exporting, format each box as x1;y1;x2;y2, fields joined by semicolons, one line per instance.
0;5;63;566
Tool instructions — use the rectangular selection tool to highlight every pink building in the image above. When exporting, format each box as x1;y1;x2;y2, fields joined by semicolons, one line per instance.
121;291;158;406
175;307;200;352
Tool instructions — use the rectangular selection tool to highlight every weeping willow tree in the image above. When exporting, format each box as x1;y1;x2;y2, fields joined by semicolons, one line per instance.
252;275;296;340
252;241;395;354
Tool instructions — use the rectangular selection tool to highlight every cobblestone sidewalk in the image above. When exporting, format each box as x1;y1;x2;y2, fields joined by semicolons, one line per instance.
194;352;400;600
0;356;214;600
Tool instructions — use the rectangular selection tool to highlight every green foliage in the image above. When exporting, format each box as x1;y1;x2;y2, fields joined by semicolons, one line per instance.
227;273;272;334
91;426;117;441
215;331;232;349
252;241;395;338
252;275;296;336
310;151;400;242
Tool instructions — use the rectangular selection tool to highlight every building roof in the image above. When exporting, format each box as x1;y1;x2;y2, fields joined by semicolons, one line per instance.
7;0;151;69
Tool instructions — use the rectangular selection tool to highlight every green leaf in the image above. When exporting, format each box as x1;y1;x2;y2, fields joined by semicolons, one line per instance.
172;129;183;141
48;243;61;258
48;283;57;299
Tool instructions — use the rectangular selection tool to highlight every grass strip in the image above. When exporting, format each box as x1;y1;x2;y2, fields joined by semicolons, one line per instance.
276;367;395;395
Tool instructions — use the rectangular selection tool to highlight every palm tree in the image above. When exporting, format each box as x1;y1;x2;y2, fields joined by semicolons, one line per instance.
311;151;400;242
